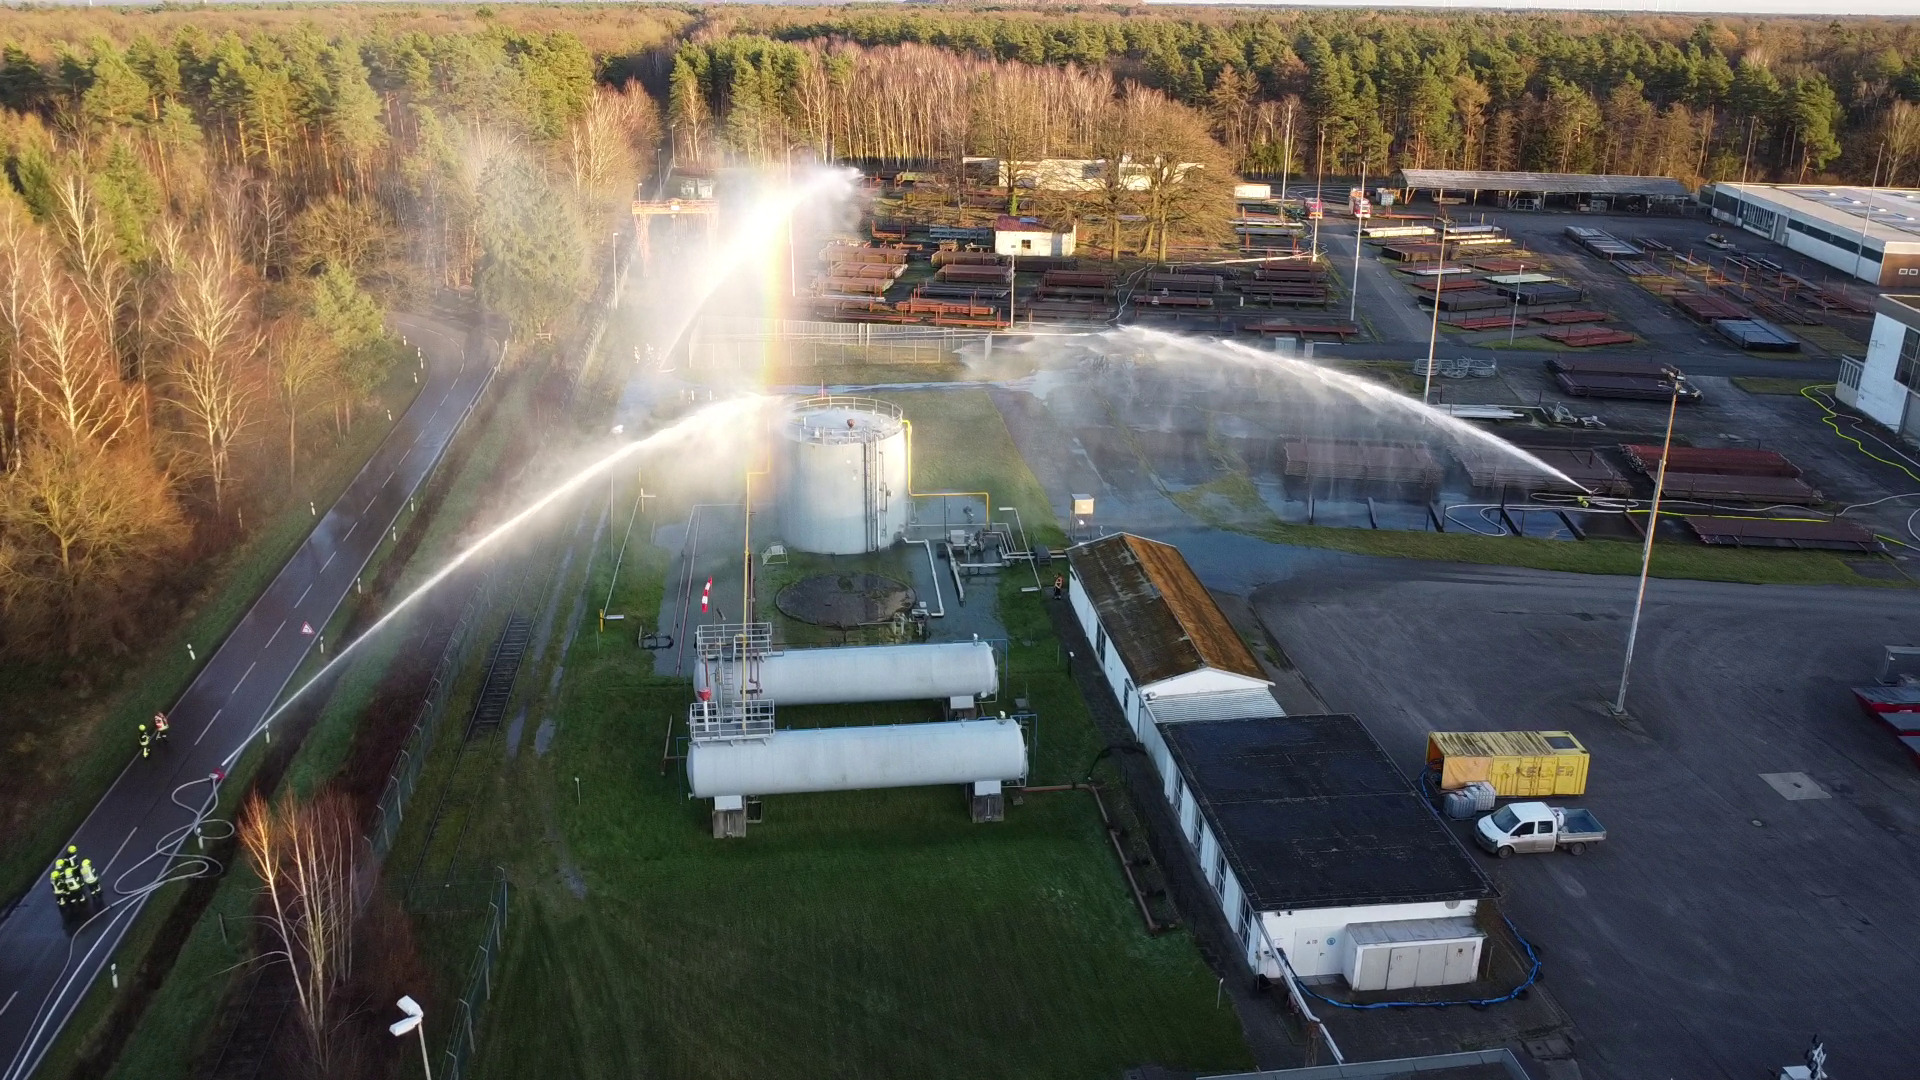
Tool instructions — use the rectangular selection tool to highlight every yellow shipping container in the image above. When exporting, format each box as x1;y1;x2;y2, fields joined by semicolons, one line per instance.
1425;731;1589;797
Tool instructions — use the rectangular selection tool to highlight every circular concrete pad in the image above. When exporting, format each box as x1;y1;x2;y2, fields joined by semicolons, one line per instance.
775;572;916;629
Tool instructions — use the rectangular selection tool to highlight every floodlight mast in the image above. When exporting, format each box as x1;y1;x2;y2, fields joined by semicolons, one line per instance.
391;996;432;1080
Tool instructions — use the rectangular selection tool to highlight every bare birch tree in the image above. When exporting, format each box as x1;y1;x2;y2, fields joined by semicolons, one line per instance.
239;789;361;1080
163;232;260;511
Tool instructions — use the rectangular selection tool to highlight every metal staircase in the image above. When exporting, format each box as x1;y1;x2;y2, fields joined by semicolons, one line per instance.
690;622;775;741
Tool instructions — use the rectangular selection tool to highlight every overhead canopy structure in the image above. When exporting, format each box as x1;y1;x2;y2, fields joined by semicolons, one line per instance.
1395;169;1692;200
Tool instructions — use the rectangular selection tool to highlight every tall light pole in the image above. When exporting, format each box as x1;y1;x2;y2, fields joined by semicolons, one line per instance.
1348;162;1367;323
1509;260;1523;344
1311;126;1326;259
391;995;433;1080
1611;383;1681;716
1422;219;1448;405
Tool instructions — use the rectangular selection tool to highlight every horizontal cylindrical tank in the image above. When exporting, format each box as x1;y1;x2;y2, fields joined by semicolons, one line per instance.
777;396;910;555
688;717;1027;798
696;641;996;705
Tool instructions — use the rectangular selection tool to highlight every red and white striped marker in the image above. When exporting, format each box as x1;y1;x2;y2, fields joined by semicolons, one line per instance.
700;577;712;614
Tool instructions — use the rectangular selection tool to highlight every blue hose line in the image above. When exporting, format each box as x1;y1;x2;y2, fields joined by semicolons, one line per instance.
1291;913;1543;1011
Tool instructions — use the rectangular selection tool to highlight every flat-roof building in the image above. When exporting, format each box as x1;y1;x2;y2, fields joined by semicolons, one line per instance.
1065;534;1495;993
1839;294;1920;445
1701;183;1920;287
1393;169;1692;212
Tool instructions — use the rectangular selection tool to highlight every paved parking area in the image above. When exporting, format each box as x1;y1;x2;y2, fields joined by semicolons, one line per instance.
1242;557;1920;1080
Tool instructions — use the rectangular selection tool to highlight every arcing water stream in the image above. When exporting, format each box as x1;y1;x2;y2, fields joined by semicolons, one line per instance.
1058;327;1586;492
226;394;775;768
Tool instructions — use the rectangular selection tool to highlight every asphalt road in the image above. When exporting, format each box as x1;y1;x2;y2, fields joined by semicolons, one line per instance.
0;312;496;1080
1238;556;1920;1079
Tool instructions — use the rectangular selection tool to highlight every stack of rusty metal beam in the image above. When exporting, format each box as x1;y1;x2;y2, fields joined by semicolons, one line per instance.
936;263;1014;284
1449;314;1523;331
1426;289;1507;312
1683;516;1879;552
1621;444;1822;504
917;281;1010;303
816;277;891;296
825;244;911;266
1542;327;1635;347
1533;310;1611;325
1246;319;1359;338
1142;272;1224;293
1131;292;1215;308
1282;440;1443;485
1672;291;1746;322
932;250;1008;268
1620;444;1801;477
1522;448;1633;497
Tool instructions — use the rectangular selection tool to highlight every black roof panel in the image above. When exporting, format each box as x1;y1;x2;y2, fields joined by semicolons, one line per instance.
1160;714;1495;911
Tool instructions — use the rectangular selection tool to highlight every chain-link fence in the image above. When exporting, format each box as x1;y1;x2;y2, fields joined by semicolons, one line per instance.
366;572;497;862
438;868;509;1080
688;315;981;368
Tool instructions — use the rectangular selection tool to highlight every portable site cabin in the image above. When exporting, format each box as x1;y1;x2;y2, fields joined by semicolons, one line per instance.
994;216;1077;258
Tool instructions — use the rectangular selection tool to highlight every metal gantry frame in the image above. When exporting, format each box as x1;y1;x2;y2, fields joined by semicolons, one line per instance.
690;622;776;742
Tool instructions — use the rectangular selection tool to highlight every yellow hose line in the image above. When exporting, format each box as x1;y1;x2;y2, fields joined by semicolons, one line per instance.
1801;384;1920;485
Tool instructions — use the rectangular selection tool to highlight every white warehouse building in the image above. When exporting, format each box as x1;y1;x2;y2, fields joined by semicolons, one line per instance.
1701;183;1920;287
1067;534;1495;991
1839;294;1920;446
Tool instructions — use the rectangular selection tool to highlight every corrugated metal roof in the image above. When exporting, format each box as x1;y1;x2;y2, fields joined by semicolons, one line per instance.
1160;714;1495;911
1146;686;1283;725
1396;169;1692;198
1068;534;1265;686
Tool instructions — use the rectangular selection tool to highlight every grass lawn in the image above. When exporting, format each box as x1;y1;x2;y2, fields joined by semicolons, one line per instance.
1732;376;1822;396
443;390;1250;1080
1240;518;1898;586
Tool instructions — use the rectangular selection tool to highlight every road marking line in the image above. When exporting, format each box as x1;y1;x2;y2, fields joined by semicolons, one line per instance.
233;660;257;692
104;826;138;871
385;469;395;486
297;583;313;605
322;551;336;571
343;522;357;541
194;708;224;745
266;619;285;647
365;495;378;513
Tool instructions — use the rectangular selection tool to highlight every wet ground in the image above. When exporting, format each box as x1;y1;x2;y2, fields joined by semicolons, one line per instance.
1244;557;1920;1080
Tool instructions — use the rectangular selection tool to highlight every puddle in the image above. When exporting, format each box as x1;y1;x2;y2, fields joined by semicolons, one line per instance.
535;715;556;756
505;705;527;760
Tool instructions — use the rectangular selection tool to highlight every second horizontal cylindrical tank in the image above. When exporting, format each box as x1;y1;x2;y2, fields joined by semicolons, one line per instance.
688;717;1027;798
696;641;997;705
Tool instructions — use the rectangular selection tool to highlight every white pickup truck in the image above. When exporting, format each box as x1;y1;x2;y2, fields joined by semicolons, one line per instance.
1474;801;1606;858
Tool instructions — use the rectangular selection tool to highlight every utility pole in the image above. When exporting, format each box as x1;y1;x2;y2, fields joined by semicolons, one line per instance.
1312;125;1326;259
1348;161;1367;323
1422;218;1448;406
1279;101;1295;207
1611;384;1681;716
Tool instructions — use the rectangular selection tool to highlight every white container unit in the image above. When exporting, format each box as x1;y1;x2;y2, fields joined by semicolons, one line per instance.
688;717;1027;798
694;641;997;706
777;396;909;555
1342;917;1484;991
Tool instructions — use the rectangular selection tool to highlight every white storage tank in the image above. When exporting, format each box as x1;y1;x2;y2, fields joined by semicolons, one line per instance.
696;641;997;706
688;716;1027;798
777;396;909;555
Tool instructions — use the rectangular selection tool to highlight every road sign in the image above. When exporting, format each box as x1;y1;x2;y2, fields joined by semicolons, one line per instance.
300;622;314;636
